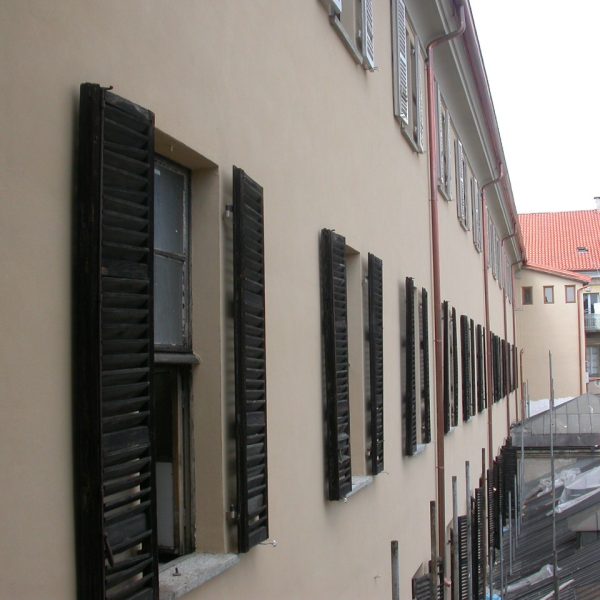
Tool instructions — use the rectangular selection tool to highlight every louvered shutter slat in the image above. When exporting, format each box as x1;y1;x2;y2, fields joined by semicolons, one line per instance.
368;254;384;474
233;167;269;552
476;324;484;413
457;516;469;599
443;301;451;433
392;0;409;125
75;83;158;600
362;0;375;70
405;277;417;455
456;140;466;225
415;47;425;151
321;229;353;500
421;288;431;443
452;307;459;427
461;315;471;421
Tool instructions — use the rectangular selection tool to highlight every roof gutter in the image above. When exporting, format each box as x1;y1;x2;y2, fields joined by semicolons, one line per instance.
425;0;466;561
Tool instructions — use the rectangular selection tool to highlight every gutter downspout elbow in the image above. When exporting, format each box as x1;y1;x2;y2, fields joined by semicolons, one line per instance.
425;0;466;561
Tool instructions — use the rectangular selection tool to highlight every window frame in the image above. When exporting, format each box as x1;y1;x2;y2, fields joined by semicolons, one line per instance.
437;91;452;200
543;285;555;304
521;286;533;305
565;285;576;303
471;176;481;251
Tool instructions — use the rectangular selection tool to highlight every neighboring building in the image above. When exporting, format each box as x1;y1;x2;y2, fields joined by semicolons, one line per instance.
1;2;524;599
515;263;589;401
520;208;600;394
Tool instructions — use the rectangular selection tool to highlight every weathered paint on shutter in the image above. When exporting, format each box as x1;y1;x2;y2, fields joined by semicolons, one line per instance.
476;324;484;413
443;301;451;433
362;0;375;70
452;307;459;427
233;166;269;552
320;229;353;500
413;574;434;600
392;0;408;125
421;288;431;444
405;277;418;455
461;315;471;422
75;83;158;600
416;46;425;151
368;253;384;474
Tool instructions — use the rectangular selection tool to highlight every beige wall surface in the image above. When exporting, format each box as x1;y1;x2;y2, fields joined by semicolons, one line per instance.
516;269;584;401
0;1;518;599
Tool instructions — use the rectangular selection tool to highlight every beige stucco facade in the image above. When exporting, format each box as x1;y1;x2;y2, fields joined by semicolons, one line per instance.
1;1;523;599
515;268;586;402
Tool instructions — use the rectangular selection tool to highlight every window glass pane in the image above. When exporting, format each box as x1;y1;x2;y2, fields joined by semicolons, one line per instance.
544;287;554;304
155;254;184;347
565;286;576;303
155;164;185;255
522;287;533;305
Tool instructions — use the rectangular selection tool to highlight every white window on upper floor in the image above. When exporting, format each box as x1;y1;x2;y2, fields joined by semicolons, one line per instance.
455;140;469;229
471;176;482;252
437;91;452;200
324;0;375;70
392;0;425;152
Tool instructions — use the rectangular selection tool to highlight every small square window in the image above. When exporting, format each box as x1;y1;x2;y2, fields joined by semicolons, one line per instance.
522;286;533;305
543;286;554;304
565;285;576;303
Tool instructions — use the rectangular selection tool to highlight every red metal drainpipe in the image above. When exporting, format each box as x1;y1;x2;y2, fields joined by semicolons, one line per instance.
426;0;466;560
480;163;503;469
577;284;589;395
500;229;516;431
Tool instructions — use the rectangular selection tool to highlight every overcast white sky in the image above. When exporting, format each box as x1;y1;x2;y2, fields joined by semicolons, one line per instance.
469;0;600;214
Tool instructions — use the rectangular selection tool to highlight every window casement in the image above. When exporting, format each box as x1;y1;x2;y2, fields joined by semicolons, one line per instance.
320;229;383;499
404;278;431;455
543;285;554;304
460;315;472;422
443;301;459;433
455;140;469;230
437;92;452;200
565;285;576;303
522;286;533;305
325;0;375;70
476;324;486;412
74;84;269;600
584;292;600;314
392;0;424;152
586;346;600;377
471;176;482;252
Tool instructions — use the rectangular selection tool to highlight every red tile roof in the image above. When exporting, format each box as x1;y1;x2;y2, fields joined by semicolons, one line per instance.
519;210;600;272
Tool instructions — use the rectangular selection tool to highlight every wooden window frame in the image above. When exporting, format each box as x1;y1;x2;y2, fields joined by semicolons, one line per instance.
543;285;554;304
521;286;533;306
565;285;576;303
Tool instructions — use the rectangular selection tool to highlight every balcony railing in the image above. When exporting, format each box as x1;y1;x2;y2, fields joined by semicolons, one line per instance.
585;313;600;332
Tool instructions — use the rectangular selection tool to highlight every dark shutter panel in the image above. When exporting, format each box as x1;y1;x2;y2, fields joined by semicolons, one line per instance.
413;574;435;600
320;229;353;500
421;288;431;444
452;307;459;427
443;301;451;434
75;83;158;600
476;324;484;413
470;318;476;416
502;445;517;521
405;277;418;455
457;515;469;600
487;469;495;552
461;315;471;422
473;487;484;598
483;328;488;409
368;253;384;474
514;346;519;393
233;167;269;552
501;339;507;400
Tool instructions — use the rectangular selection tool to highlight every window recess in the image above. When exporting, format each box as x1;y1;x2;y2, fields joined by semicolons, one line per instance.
442;301;458;432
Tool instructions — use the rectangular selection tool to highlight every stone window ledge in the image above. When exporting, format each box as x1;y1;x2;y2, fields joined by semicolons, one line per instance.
159;552;239;600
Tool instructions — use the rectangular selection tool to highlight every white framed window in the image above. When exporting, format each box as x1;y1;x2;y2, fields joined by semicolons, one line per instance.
471;176;482;251
455;140;468;229
324;0;375;70
437;91;452;199
392;0;424;152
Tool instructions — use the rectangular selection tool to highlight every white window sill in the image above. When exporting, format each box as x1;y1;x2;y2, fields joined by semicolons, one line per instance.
438;184;452;202
400;124;424;154
329;15;364;66
344;475;373;500
159;553;240;600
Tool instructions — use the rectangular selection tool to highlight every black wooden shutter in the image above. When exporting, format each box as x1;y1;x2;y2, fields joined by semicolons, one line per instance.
473;487;484;598
470;318;476;416
487;469;495;552
320;229;353;500
460;315;471;422
501;339;507;400
443;301;451;434
502;445;517;522
405;277;418;455
457;515;469;600
476;324;484;413
452;307;459;427
483;328;488;409
75;83;158;600
413;574;435;600
421;288;431;444
233;167;269;552
368;253;384;474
